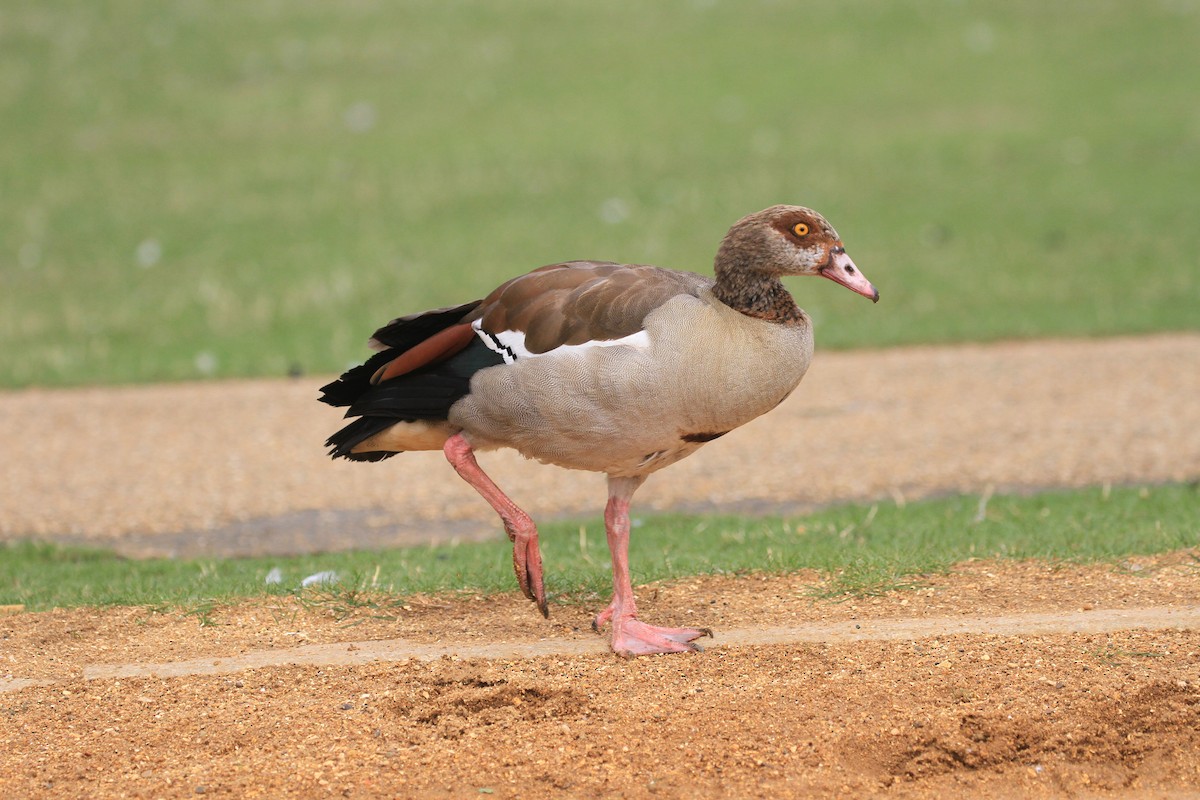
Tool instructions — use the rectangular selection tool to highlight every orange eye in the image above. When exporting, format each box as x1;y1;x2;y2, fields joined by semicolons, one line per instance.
792;222;809;237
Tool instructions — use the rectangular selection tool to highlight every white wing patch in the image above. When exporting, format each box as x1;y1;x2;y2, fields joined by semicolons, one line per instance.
472;320;650;364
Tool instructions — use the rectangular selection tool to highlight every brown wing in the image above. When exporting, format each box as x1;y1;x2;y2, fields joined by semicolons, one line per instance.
467;261;712;354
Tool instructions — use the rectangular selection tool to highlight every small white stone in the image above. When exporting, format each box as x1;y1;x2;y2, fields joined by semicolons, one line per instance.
302;570;339;587
599;198;629;225
136;239;162;268
344;102;377;133
964;22;995;53
194;351;218;376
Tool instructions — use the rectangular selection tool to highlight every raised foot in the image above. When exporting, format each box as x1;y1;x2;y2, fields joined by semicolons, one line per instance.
511;533;548;618
609;619;713;658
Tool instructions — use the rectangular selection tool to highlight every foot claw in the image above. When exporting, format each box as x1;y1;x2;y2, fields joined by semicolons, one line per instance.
512;534;548;618
592;604;615;634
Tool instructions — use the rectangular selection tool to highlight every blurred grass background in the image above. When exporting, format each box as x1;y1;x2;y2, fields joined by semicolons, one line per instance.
2;0;1197;387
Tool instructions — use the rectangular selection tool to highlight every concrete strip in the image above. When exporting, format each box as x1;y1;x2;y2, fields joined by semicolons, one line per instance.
82;636;609;681
0;677;54;692
717;605;1200;646
10;603;1176;686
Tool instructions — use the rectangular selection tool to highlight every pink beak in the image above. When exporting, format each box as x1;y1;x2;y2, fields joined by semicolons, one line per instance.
820;249;879;303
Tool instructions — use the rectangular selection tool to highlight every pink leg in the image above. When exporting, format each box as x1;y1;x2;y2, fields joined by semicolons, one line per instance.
443;433;548;618
593;476;712;657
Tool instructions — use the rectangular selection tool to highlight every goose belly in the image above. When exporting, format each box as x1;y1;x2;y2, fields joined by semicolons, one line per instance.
449;294;814;476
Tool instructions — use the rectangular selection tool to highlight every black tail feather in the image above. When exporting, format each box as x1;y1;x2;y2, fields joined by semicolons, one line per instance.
324;368;483;461
324;416;403;461
369;300;482;349
321;301;503;462
345;374;467;419
318;300;482;409
318;349;395;408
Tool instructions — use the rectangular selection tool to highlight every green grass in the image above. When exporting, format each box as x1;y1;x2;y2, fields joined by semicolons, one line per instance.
2;483;1195;612
1;1;1197;387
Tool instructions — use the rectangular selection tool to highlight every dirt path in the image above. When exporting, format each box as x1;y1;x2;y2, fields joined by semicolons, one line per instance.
3;558;1200;798
2;333;1199;798
2;333;1198;556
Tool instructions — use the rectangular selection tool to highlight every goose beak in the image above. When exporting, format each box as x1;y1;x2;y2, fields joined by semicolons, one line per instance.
820;249;879;303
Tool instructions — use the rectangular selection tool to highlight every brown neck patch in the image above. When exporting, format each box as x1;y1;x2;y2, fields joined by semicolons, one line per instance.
712;274;805;324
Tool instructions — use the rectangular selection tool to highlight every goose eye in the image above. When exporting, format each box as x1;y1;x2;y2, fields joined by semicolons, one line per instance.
792;222;809;237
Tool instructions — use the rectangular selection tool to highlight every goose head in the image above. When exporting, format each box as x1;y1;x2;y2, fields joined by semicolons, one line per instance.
715;205;879;303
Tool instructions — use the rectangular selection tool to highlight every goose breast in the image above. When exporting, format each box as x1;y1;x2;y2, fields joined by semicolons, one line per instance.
449;288;813;476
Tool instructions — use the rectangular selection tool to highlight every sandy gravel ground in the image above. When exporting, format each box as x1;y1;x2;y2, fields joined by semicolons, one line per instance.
2;333;1199;799
2;333;1198;556
3;557;1200;798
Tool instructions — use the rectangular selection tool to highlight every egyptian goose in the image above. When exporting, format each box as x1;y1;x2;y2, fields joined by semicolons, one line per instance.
320;205;877;657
